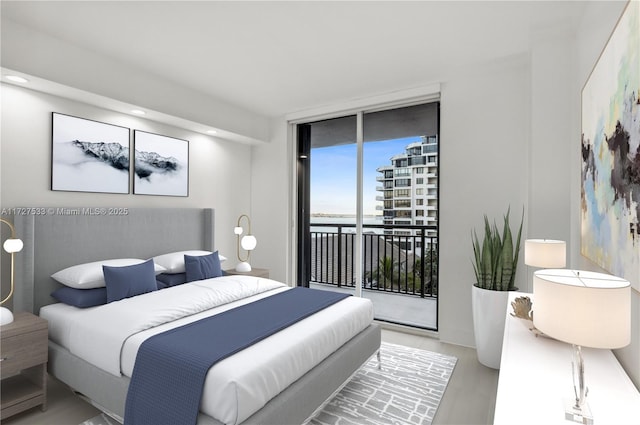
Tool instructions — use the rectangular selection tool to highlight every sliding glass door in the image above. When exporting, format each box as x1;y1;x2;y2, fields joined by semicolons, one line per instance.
297;102;439;330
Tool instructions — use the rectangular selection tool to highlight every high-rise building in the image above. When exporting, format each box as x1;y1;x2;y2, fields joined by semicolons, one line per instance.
376;135;438;253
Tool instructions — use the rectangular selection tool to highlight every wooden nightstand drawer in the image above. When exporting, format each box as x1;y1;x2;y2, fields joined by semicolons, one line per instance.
1;329;48;378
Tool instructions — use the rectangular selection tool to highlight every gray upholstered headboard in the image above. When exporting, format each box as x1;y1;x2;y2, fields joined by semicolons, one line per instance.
12;208;214;314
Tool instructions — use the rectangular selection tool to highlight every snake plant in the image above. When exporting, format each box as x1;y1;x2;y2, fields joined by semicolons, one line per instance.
471;207;524;291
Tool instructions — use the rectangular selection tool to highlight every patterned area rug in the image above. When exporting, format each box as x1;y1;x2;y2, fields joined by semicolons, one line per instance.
306;342;457;425
81;342;456;425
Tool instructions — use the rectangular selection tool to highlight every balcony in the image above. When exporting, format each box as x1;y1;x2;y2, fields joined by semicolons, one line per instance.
309;222;438;329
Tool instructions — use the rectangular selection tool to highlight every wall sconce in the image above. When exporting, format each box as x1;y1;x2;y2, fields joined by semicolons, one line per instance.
234;214;257;272
1;218;24;326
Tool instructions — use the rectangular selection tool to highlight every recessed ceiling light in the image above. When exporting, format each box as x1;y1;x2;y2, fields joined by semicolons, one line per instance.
131;109;146;115
206;130;217;134
6;75;28;83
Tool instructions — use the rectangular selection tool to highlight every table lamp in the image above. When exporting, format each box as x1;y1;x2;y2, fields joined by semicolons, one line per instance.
533;269;630;424
524;239;566;268
234;214;257;272
1;218;24;325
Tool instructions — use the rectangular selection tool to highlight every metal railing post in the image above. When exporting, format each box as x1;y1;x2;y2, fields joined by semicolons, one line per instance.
421;231;426;298
337;225;343;287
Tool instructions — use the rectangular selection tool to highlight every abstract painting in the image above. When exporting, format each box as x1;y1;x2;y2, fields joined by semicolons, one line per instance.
52;113;130;194
133;130;189;197
581;1;640;290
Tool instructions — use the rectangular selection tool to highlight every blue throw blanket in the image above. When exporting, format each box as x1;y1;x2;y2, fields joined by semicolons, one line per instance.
124;287;349;425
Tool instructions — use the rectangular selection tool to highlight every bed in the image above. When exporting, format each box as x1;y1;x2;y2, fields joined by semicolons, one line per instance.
11;208;381;425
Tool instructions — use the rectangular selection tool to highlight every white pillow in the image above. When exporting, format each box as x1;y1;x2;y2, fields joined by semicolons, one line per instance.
152;250;227;274
51;259;166;289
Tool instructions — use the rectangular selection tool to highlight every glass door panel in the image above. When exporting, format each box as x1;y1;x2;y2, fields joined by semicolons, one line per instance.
298;115;357;293
362;103;439;329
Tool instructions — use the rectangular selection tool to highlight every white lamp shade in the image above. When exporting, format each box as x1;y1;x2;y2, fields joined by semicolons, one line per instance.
524;239;565;268
235;261;252;272
533;269;630;349
3;238;23;253
234;226;243;235
241;235;257;251
0;307;14;325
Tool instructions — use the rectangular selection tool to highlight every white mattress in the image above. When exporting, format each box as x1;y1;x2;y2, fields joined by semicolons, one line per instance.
40;276;374;425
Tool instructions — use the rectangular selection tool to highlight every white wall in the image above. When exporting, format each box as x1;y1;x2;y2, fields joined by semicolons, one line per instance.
249;118;291;283
528;26;575;267
0;83;252;271
438;55;530;347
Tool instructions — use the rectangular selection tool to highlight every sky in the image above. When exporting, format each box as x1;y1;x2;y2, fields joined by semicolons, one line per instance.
310;136;423;215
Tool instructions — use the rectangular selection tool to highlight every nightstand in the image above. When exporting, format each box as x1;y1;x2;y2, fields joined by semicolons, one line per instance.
224;267;270;278
1;311;48;420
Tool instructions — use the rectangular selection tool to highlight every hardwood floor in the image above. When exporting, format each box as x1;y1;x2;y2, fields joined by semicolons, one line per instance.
2;328;498;425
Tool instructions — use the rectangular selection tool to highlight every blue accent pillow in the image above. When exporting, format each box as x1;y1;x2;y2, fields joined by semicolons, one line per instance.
184;252;222;283
51;286;108;308
103;259;158;303
156;272;188;287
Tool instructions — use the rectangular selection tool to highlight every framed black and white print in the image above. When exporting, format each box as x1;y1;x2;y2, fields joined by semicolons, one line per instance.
133;130;189;197
52;113;130;194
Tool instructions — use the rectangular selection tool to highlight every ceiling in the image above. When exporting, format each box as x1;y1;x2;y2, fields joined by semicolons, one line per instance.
1;1;590;120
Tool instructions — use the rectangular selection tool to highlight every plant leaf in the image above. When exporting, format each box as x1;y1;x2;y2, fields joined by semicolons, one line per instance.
500;210;514;290
470;206;524;291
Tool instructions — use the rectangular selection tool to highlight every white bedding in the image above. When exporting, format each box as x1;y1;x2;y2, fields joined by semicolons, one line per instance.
40;275;374;425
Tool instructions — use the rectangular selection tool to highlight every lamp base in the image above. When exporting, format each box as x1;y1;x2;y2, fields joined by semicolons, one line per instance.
564;399;593;425
235;262;252;272
0;306;14;326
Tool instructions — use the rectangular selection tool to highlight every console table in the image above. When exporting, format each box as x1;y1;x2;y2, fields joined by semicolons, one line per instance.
494;292;640;424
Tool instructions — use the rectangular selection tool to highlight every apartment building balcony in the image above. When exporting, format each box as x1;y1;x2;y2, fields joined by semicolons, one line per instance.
390;153;407;161
309;222;438;329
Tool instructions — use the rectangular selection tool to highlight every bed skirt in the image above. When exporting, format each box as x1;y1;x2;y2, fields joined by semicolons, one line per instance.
48;322;381;425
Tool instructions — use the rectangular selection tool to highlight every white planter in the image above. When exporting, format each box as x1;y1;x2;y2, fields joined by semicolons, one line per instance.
471;285;512;369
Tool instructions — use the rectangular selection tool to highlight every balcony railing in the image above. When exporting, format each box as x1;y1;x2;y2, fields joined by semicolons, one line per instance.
309;223;438;298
